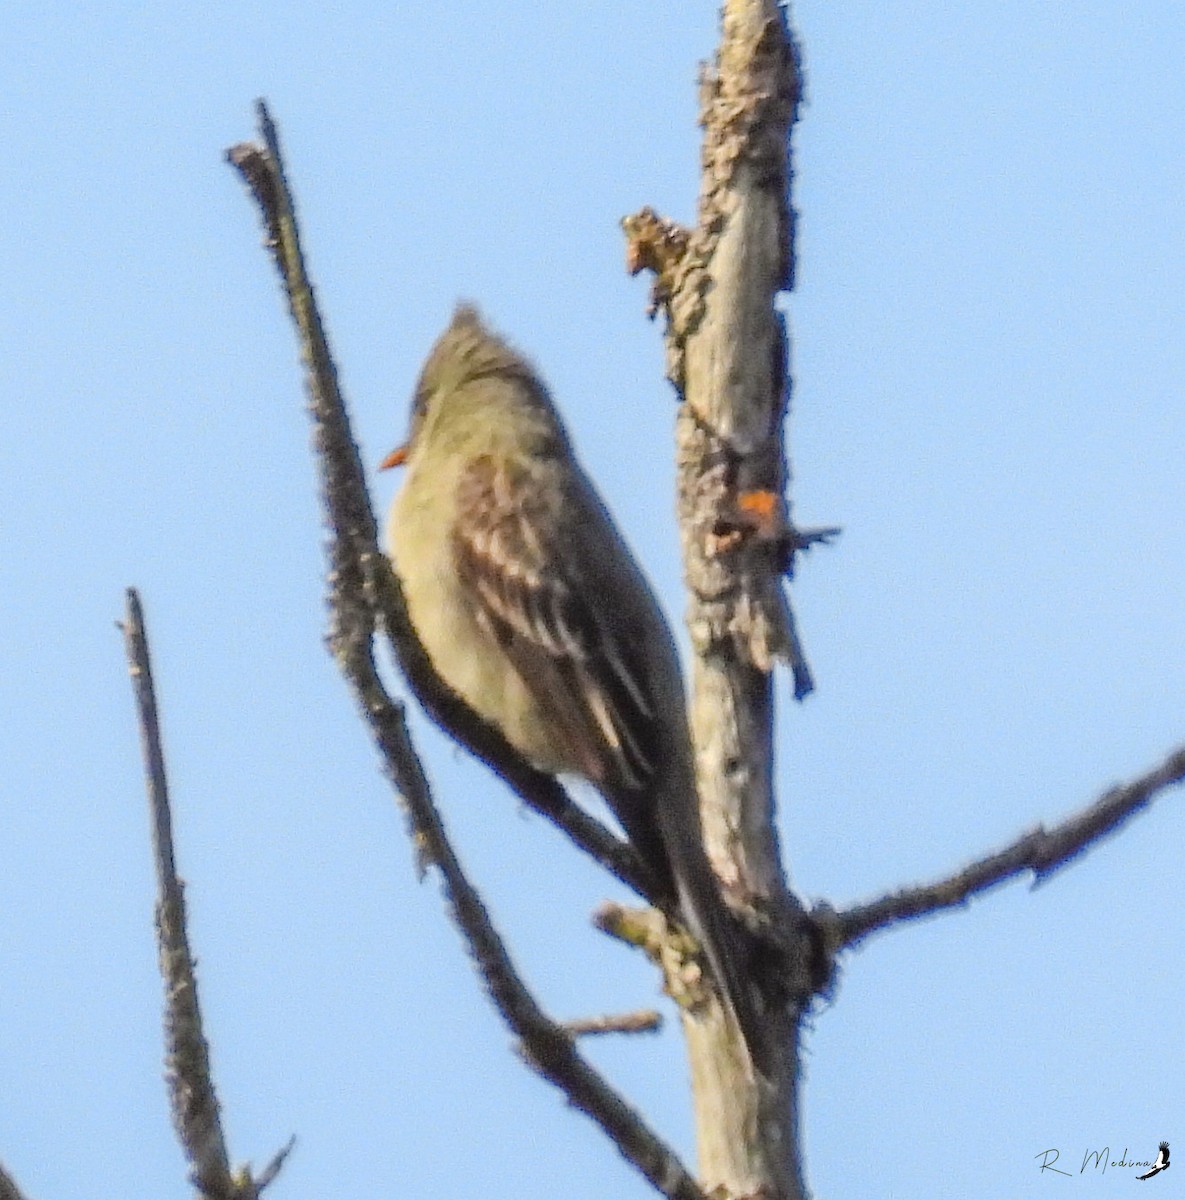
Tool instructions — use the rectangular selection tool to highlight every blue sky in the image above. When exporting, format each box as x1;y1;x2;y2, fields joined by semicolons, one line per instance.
2;3;1183;1198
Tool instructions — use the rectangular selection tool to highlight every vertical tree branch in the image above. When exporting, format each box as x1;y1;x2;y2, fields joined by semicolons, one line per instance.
121;588;235;1199
678;0;802;902
122;589;293;1200
630;3;810;1197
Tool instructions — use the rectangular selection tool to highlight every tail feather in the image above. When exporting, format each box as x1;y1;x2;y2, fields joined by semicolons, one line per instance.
607;776;771;1076
669;837;771;1078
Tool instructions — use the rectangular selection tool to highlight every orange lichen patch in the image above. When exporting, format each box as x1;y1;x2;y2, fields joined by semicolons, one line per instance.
735;489;781;537
706;488;797;565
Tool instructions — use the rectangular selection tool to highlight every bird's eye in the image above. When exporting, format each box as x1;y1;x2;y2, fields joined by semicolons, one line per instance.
408;386;432;432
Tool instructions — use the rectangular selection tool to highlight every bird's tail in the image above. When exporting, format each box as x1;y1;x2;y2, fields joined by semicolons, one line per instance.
607;773;772;1076
668;833;772;1079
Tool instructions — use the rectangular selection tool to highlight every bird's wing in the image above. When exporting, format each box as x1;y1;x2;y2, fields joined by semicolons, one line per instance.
451;452;659;794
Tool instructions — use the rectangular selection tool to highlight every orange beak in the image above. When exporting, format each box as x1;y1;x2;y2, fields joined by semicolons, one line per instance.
378;443;409;470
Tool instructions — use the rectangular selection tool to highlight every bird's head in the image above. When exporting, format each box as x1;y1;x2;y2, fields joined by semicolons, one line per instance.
379;304;560;472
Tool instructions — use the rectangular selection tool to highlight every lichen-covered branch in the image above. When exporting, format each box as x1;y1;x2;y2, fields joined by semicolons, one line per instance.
625;3;810;1197
831;744;1185;949
227;101;704;1200
627;0;809;917
333;604;704;1200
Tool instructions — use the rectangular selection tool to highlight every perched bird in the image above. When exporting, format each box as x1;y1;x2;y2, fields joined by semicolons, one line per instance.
381;304;766;1072
1137;1143;1170;1181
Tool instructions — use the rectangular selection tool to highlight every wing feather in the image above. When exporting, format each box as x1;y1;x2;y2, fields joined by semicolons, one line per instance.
451;453;657;792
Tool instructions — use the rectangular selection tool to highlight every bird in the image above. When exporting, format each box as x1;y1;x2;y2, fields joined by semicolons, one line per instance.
1137;1143;1170;1180
380;303;767;1073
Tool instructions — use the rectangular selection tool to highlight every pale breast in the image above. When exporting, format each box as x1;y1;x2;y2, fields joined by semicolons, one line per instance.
387;478;567;774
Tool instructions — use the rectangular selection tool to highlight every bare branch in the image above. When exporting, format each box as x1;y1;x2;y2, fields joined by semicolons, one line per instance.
593;902;721;1025
0;1163;30;1200
252;1136;298;1194
646;0;808;911
120;588;234;1199
226;115;658;906
228;101;706;1200
832;744;1185;949
628;2;810;1196
341;634;705;1200
562;1011;664;1037
122;591;295;1200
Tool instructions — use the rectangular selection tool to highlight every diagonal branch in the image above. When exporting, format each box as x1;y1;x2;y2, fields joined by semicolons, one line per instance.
227;100;704;1200
226;103;657;906
831;743;1185;950
343;635;703;1199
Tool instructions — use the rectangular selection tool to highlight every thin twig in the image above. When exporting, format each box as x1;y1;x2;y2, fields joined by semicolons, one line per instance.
363;656;703;1199
254;1136;298;1192
121;588;233;1199
121;590;295;1200
227;100;706;1200
563;1011;664;1037
832;744;1185;949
